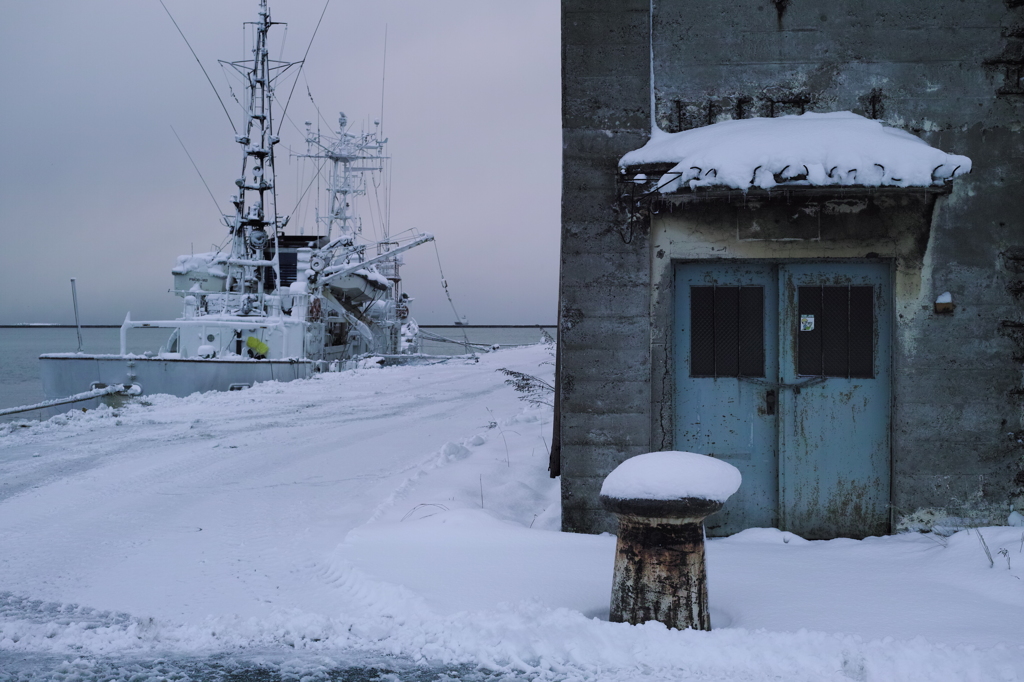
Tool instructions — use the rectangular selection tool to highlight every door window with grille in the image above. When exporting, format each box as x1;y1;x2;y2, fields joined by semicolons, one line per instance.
689;286;764;377
797;286;874;378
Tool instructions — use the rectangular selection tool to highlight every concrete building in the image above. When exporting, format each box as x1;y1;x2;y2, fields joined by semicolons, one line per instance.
555;0;1024;538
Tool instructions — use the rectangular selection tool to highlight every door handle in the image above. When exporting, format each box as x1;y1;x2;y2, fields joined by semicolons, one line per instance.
765;389;776;415
739;376;828;393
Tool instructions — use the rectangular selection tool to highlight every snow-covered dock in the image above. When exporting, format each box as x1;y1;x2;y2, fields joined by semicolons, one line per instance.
0;344;1021;681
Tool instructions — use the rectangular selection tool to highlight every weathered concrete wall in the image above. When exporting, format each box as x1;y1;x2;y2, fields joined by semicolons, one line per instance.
560;0;652;533
561;0;1024;534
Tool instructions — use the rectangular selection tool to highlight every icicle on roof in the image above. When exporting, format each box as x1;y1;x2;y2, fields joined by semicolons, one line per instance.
619;111;972;193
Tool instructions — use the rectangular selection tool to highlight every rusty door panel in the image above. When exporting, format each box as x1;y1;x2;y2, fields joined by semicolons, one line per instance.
778;263;892;539
674;263;779;535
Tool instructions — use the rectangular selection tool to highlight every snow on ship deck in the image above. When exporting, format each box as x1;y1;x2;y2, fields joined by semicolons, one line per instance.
1;345;1022;681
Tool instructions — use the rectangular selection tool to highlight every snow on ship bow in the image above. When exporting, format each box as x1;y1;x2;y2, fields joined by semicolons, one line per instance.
39;0;432;405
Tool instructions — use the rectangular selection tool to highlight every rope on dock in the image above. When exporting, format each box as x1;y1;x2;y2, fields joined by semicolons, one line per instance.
418;330;495;352
0;384;141;417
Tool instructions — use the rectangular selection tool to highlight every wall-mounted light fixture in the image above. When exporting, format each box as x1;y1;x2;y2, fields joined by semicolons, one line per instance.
934;291;954;314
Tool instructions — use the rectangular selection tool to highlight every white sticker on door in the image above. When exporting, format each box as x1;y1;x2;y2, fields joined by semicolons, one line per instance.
800;314;815;332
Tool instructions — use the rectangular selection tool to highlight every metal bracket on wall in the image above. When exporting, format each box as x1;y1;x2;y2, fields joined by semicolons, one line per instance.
615;170;685;244
762;93;810;118
998;320;1024;365
983;59;1024;96
1001;249;1024;272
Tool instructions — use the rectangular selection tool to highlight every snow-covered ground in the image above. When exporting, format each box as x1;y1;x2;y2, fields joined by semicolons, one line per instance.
1;343;1022;681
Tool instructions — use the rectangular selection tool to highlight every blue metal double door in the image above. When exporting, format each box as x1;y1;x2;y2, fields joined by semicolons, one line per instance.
674;261;891;539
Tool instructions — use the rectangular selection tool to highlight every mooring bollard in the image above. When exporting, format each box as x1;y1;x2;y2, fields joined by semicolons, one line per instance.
600;451;741;631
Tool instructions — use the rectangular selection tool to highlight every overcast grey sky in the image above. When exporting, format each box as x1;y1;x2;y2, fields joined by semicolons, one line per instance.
0;0;560;325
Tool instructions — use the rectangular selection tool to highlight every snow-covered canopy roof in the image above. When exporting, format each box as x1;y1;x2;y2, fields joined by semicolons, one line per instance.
619;112;972;193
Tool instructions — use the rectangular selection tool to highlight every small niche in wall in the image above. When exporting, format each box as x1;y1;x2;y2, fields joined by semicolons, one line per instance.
934;291;955;314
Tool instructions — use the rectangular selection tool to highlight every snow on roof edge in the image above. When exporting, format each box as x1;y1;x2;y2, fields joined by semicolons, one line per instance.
619;112;972;193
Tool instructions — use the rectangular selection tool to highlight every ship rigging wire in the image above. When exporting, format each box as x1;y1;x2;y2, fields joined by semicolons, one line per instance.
370;161;385;241
278;23;288;62
303;72;334;135
156;0;237;135
220;64;245;114
316;115;322;240
279;0;332;124
379;25;392;239
288;157;331;220
170;125;225;220
431;242;473;355
379;24;388;139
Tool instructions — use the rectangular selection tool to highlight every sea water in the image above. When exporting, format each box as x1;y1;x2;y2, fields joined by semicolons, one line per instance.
0;328;173;413
0;326;554;415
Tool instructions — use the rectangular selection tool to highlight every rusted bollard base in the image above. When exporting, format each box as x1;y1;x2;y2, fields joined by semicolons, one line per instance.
602;496;723;631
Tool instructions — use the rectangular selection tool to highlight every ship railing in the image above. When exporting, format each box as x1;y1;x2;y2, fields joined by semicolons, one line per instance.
119;314;284;355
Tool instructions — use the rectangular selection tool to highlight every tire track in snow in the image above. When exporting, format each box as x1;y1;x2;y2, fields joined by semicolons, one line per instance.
0;347;551;624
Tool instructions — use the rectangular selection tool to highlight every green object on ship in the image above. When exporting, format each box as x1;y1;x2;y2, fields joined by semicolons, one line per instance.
246;336;269;358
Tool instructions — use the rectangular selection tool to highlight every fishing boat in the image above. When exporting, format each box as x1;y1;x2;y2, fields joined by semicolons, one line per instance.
38;0;433;404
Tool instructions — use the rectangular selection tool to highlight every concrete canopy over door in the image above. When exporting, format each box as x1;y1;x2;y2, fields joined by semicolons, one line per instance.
674;261;892;539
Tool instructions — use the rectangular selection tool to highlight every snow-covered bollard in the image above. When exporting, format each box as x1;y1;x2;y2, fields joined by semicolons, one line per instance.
600;451;741;631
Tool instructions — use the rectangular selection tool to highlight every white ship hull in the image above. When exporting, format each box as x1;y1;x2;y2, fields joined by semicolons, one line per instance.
39;354;315;408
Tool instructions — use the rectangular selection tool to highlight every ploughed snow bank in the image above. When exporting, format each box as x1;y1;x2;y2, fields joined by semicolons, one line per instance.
619;111;972;192
601;451;742;502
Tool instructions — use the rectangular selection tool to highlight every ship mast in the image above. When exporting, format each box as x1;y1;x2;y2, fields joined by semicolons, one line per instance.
299;115;431;354
220;0;297;299
302;115;387;250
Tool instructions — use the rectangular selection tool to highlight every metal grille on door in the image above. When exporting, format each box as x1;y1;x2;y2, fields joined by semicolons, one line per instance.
690;286;765;377
797;286;874;378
